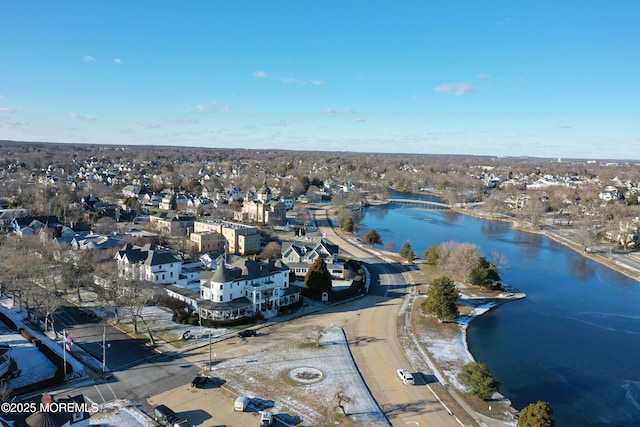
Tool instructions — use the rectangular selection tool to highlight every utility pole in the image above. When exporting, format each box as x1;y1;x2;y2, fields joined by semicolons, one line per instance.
62;329;66;377
102;325;106;372
209;332;212;369
101;325;111;373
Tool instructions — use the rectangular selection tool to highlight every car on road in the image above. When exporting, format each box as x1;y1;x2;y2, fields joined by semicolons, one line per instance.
260;411;274;426
238;329;257;338
154;404;179;426
397;369;415;385
234;396;250;411
191;375;207;388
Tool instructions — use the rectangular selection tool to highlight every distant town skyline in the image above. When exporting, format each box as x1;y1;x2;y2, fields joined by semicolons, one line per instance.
1;2;638;160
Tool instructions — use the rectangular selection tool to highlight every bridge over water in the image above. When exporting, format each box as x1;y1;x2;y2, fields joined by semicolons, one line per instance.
387;198;450;209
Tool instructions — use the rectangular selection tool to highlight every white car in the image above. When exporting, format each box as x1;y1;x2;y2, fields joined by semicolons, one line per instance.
260;411;274;426
397;369;415;385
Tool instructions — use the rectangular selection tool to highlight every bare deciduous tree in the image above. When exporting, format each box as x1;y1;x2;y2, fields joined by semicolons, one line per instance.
437;241;481;283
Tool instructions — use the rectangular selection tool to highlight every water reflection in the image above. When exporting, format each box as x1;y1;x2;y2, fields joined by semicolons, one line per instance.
480;220;510;238
441;210;459;224
597;266;638;288
566;252;596;280
513;230;543;257
368;204;390;220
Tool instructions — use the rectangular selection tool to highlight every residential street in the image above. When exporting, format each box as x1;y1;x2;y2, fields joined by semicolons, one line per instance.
53;303;200;417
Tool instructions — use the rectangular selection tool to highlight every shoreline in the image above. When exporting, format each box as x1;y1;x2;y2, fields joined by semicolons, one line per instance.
451;205;640;283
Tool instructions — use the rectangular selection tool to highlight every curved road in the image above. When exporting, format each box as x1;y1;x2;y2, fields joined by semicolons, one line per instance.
313;207;463;427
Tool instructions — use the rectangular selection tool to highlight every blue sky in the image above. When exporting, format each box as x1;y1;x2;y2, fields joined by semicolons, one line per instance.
1;1;638;159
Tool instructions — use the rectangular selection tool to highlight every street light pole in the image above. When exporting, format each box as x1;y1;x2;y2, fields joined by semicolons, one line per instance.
102;325;106;372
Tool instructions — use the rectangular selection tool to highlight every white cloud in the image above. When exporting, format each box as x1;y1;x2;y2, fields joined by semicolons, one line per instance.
0;107;18;117
253;71;270;79
141;122;162;129
476;73;491;79
434;82;475;96
67;112;97;121
188;101;230;113
355;117;366;123
271;119;294;127
1;119;28;129
83;55;96;62
322;108;337;117
168;117;199;125
114;58;122;64
282;77;325;85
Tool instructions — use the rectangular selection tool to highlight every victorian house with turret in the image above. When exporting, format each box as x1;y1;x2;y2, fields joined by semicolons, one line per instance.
235;181;286;226
196;257;300;321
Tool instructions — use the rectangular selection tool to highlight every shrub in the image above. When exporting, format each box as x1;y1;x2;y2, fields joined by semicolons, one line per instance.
458;362;500;400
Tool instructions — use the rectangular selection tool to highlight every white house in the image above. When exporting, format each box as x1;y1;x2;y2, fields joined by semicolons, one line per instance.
195;257;299;321
114;243;184;286
281;238;344;278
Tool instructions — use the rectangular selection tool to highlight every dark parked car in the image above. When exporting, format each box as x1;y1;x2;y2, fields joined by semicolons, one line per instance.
154;404;179;426
191;375;207;388
238;329;257;338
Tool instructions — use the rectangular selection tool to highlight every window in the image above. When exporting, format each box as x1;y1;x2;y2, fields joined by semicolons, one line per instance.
219;284;223;290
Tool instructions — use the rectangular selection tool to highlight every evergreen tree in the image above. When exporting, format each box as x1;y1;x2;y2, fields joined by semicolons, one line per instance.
363;229;382;246
399;240;414;260
421;276;460;321
458;362;500;400
469;257;501;288
343;217;355;232
304;257;332;293
423;245;440;265
518;401;555;427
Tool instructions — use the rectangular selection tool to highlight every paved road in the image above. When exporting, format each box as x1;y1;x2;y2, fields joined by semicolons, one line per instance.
54;303;200;417
312;206;463;427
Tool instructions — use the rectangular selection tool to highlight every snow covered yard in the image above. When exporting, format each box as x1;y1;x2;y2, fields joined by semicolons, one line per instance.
0;296;86;390
0;327;57;390
89;400;156;427
210;326;389;427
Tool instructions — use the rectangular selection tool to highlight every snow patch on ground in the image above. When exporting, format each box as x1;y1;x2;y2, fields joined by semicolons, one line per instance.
89;400;156;427
0;328;57;389
210;326;389;426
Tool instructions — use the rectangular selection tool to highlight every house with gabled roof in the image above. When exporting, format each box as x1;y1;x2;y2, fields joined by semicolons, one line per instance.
12;215;59;233
26;393;90;427
192;257;299;321
114;243;184;286
282;238;344;278
235;182;286;226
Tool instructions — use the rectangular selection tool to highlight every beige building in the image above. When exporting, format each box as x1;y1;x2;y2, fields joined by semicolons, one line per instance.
149;213;196;237
191;220;261;255
235;182;286;225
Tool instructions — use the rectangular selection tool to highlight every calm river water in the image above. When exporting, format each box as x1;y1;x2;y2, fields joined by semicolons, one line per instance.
359;197;640;426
